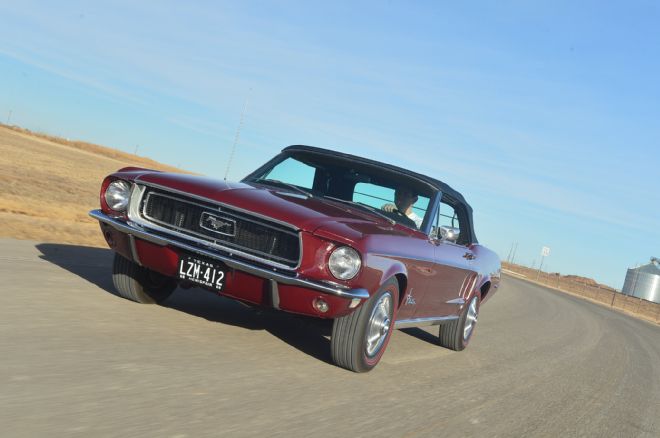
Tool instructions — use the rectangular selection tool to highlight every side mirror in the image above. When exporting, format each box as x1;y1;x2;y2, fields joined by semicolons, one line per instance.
439;226;460;243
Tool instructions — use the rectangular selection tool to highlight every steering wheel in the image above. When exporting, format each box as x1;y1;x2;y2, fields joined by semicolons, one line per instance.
392;209;417;229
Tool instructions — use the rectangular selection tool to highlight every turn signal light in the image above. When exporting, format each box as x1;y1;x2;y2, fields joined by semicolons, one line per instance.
313;298;329;313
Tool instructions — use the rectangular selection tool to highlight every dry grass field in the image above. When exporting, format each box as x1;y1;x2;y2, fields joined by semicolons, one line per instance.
0;124;188;247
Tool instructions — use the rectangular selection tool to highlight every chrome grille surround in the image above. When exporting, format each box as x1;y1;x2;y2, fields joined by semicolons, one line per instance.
127;183;302;270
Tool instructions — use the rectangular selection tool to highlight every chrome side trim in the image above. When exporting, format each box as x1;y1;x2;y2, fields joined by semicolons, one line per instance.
90;209;369;300
127;185;302;271
128;235;142;266
394;315;459;329
446;297;465;305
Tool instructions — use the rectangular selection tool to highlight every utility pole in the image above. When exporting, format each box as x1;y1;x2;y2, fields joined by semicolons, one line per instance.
506;243;514;263
6;110;12;125
510;242;518;264
537;246;550;280
224;91;250;181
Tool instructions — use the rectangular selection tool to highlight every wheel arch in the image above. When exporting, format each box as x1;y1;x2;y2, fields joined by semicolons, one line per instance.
477;278;491;302
394;273;408;308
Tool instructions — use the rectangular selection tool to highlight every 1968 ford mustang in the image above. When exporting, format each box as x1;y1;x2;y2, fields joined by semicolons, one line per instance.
90;146;501;372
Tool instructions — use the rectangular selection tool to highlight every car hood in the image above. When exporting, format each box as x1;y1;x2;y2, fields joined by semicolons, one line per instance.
135;172;406;242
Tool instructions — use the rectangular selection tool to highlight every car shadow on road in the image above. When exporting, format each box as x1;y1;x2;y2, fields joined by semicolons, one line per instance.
164;287;333;365
36;243;117;293
36;243;334;365
399;327;440;345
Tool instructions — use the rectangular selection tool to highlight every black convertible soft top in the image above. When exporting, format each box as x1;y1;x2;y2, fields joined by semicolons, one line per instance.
246;145;478;243
243;145;478;245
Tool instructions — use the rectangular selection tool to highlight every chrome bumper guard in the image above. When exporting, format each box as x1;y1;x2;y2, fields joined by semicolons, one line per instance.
89;210;369;300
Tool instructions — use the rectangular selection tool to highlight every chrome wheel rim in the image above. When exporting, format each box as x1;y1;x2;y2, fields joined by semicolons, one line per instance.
365;292;393;357
463;297;478;342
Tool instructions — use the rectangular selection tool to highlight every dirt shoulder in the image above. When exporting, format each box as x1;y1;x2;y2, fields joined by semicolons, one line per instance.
0;125;188;247
502;265;659;325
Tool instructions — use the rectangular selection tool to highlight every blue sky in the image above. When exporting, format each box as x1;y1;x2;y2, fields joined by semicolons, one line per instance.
1;1;658;288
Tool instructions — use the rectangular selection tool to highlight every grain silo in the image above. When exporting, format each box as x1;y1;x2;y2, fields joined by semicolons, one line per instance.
622;258;660;304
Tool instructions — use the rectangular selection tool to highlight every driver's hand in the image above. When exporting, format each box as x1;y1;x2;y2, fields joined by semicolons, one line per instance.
382;203;397;213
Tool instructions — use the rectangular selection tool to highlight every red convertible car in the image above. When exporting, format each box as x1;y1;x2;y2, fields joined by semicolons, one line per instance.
90;146;500;372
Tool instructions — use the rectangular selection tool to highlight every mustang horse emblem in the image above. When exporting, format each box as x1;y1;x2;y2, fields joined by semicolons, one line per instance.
200;212;236;236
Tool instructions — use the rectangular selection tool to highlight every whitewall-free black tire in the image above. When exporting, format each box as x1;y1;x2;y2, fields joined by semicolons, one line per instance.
438;294;480;351
112;253;176;304
331;278;399;372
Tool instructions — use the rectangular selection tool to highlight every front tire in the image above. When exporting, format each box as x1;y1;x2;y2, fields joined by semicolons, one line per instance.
331;278;399;372
438;294;480;351
112;253;177;304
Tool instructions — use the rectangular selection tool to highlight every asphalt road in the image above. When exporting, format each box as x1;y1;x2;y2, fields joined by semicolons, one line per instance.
1;239;659;437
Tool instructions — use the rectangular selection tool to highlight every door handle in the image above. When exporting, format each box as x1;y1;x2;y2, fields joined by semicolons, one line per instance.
463;252;476;260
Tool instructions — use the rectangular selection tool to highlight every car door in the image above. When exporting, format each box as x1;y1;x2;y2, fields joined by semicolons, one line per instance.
390;234;439;321
414;201;476;318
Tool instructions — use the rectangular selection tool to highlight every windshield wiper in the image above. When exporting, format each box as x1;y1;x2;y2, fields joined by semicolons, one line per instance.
323;196;395;225
252;179;313;197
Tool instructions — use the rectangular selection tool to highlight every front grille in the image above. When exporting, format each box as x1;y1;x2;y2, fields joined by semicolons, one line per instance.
140;189;300;268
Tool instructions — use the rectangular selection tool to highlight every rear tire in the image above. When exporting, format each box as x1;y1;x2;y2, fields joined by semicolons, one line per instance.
112;253;176;304
438;294;480;351
331;278;398;372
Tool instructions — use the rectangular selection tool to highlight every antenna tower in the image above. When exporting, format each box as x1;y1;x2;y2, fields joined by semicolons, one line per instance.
224;92;250;181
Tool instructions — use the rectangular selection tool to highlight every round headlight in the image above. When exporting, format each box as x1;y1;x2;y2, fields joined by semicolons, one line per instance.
328;246;362;280
105;180;132;211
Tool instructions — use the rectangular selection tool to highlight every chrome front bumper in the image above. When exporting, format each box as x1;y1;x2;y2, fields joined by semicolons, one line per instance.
89;209;369;300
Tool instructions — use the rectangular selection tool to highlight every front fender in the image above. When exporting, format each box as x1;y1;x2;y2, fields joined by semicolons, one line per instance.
359;253;408;305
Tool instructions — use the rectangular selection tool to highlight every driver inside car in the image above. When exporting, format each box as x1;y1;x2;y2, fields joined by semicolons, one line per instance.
381;187;423;229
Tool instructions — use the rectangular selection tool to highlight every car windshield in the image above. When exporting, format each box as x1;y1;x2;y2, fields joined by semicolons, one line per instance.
244;152;434;230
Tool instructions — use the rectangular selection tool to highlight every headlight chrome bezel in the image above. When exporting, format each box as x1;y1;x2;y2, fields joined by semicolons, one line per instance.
104;180;132;212
328;246;362;280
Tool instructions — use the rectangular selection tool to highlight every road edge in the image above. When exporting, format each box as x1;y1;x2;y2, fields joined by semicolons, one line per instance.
502;271;660;326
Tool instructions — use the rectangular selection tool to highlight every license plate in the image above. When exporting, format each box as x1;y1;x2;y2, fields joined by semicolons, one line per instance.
177;254;226;291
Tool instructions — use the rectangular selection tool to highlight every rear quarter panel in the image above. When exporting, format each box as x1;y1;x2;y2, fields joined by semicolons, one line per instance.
470;244;501;304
